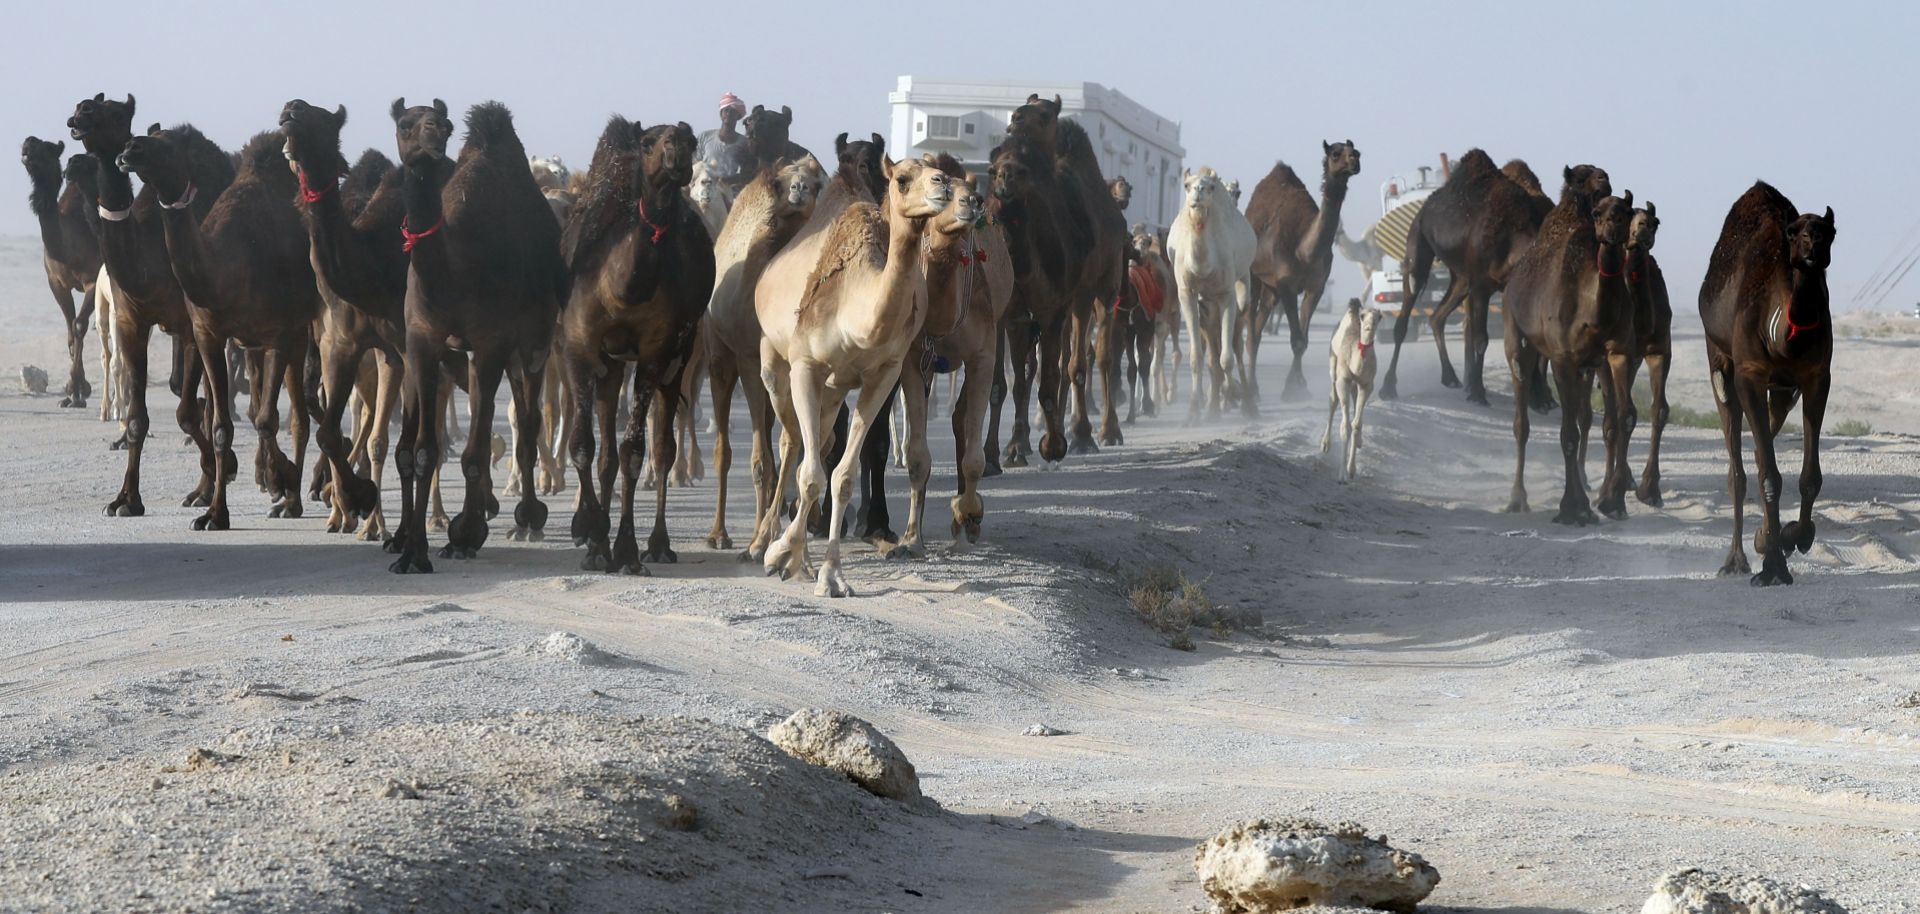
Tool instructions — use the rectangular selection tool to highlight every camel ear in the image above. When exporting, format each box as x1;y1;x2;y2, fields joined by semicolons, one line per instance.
334;105;347;127
921;153;937;165
1646;201;1656;219
54;140;65;155
871;133;885;154
881;155;897;178
1622;190;1633;208
1051;94;1062;110
835;132;849;155
1824;206;1835;227
1323;140;1333;154
781;105;791;120
433;99;448;120
146;123;162;137
1562;166;1574;184
1346;139;1354;149
678;121;693;137
391;98;406;122
94;92;105;102
1026;93;1041;105
753;104;765;115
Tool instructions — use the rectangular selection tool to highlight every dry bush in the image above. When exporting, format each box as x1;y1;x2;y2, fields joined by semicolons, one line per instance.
1129;567;1256;650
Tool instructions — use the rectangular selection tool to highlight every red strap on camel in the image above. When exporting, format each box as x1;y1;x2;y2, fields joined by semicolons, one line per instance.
298;170;333;204
1787;314;1822;341
1358;341;1373;358
401;216;444;253
637;196;669;244
1596;248;1622;279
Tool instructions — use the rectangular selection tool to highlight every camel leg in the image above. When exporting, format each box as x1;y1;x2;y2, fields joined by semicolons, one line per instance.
105;316;154;517
606;374;654;575
1636;352;1670;506
857;387;898;545
1428;274;1466;389
1180;288;1209;421
278;344;312;520
1321;361;1340;457
189;329;236;531
707;351;741;551
643;382;682;563
892;382;910;469
817;380;893;598
426;372;455;532
1036;316;1071;465
1734;369;1790;585
390;336;439;574
1284;287;1324;404
1703;359;1749;576
46;278;87;408
254;349;295;517
983;323;1007;478
949;346;994;545
763;359;827;584
1549;362;1596;526
506;358;549;543
358;353;400;542
1596;351;1637;521
1238;285;1265;407
1462;287;1493;407
1134;310;1157;419
1067;304;1099;455
1347;382;1371;482
504;386;527;499
1780;371;1828;567
1097;301;1125;446
441;353;503;560
97;274;119;425
1221;282;1247;416
896;351;933;558
757;359;803;566
317;333;374;534
567;355;612;569
1002;317;1034;467
1503;335;1535;514
742;360;779;561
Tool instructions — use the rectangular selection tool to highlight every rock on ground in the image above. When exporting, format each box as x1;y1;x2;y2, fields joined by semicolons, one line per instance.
1641;867;1850;914
0;712;939;913
768;707;922;802
1193;818;1439;914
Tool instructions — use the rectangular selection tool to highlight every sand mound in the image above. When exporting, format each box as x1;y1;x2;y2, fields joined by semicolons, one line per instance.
1642;867;1850;914
1193;818;1439;914
768;708;923;803
0;712;946;913
526;630;631;666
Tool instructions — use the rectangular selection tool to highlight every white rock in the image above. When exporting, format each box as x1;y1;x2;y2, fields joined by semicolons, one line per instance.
1022;724;1064;737
1641;867;1849;914
1193;818;1438;914
767;708;921;802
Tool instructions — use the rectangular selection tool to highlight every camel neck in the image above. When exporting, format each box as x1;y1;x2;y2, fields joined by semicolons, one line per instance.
922;222;973;340
1786;265;1828;340
400;161;446;249
31;183;67;262
866;217;930;345
93;155;137;213
1595;242;1627;280
1305;176;1350;258
153;182;218;312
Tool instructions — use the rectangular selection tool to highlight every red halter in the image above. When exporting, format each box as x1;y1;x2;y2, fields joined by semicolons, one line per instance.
637;195;669;244
1595;248;1622;279
1357;341;1374;358
401;216;444;252
298;170;333;204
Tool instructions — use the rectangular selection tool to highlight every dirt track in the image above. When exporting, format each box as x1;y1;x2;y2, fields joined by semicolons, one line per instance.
3;233;1919;912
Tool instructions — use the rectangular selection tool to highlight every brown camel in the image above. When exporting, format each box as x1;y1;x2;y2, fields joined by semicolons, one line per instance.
118;125;324;527
388;101;566;573
1383;151;1607;404
897;154;1013;553
559;117;716;574
68;94;233;519
1699;182;1836;586
737;104;813;192
1245;141;1362;403
1612;201;1672;507
1123;225;1172;421
22;136;102;407
703;156;826;556
1500;168;1632;525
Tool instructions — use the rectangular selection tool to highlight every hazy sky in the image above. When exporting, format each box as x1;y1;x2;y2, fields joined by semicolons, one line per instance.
6;0;1913;309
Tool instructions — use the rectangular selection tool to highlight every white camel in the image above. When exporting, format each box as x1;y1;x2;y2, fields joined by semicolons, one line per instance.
1167;167;1256;418
92;265;130;432
1322;299;1382;482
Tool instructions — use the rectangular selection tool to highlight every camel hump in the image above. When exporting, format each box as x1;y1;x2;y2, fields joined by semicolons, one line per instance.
235;131;288;178
801;202;885;313
1451;149;1498;180
461;102;523;155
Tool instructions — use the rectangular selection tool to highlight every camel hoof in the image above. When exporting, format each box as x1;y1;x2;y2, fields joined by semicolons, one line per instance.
384;533;407;554
1439;374;1461;389
1068;436;1099;456
981;462;1003;478
1598;499;1628;522
428;514;450;533
389;552;434;574
1279;381;1309;403
1717;554;1751;577
191;509;230;532
815;567;852;598
358;524;385;544
1749;555;1794;587
1781;520;1816;554
109;434;130;451
107;496;145;518
707;532;734;551
484;493;500;521
884;543;914;561
1467;389;1492;407
1377;378;1399;401
1635;482;1664;507
1504;497;1529;515
280;497;304;520
1100;430;1124;447
1004;452;1027;468
269;503;286;519
581;547;610;572
1551;507;1596;527
60;396;85;409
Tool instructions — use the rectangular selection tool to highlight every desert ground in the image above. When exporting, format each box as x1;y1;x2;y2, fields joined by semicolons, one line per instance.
3;231;1918;913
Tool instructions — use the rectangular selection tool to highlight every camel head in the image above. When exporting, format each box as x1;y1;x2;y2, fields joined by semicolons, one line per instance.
64;151;99;194
744;104;794;163
772;155;827;213
114;123;192;201
1181;166;1228;218
1322;140;1362;181
688;160;721;207
1009;93;1063;147
389;97;452;168
1560;164;1611;206
1592;192;1634;248
987;145;1032;204
639;122;697;192
1787;207;1836;272
67;93;134;152
881;156;952;222
529;155;570;192
833;131;888;202
922;153;978;232
1628;202;1659;253
20;137;65;191
1224;178;1242;206
1109;175;1133;211
278;99;349;182
1358;304;1383;344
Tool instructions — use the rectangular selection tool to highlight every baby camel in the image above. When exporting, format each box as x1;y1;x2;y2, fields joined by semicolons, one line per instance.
1322;300;1382;483
758;157;952;596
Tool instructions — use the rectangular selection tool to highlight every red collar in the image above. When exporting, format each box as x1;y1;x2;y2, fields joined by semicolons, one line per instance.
401;215;443;252
1596;247;1622;279
1357;341;1373;358
298;170;334;204
1787;313;1822;341
637;195;670;244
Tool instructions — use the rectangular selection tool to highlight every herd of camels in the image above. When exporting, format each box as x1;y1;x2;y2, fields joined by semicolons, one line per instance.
23;91;1835;591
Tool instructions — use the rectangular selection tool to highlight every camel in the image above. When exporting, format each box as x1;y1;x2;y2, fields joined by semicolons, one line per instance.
388;101;566;574
1100;173;1158;429
757;155;951;596
1322;299;1382;482
69;93;235;521
896;154;1013;553
739;105;812;189
991;94;1127;465
1123;225;1173;422
1225;179;1242;207
1500;169;1633;526
1699;182;1836;586
1621;202;1672;506
750;134;889;554
1108;176;1132;211
1333;228;1384;295
1245;141;1361;404
22;137;102;408
702;155;826;555
687;159;733;239
1168;166;1256;418
1382;151;1606;404
118;125;324;527
559;116;716;574
53;154;127;429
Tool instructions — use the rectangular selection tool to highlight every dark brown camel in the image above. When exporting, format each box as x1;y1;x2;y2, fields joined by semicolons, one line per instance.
118;125;323;527
559;116;716;574
281;99;464;543
388;101;566;574
1699;182;1836;586
1500;168;1633;525
22;136;102;407
1382;151;1607;404
1123;225;1171;422
67;93;233;520
1620;201;1672;506
736;104;812;192
1245;141;1362;403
